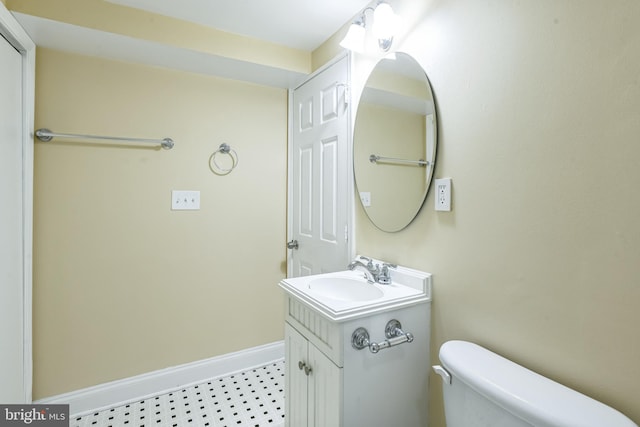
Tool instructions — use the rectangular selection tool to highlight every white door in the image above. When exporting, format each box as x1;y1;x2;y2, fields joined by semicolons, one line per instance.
288;55;352;277
0;5;35;403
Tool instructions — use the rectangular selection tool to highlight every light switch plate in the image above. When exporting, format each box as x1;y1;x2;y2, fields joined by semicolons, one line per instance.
172;190;200;210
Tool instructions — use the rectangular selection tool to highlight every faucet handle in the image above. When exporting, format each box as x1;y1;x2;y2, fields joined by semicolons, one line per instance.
378;263;395;285
358;256;376;269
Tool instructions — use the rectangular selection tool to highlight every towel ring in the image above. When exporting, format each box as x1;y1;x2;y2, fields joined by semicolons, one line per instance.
209;143;238;175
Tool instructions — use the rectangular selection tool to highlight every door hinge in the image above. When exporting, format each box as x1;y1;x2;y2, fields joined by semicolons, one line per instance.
337;83;350;106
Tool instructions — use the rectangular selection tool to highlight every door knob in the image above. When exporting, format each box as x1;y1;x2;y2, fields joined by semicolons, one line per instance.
287;240;299;250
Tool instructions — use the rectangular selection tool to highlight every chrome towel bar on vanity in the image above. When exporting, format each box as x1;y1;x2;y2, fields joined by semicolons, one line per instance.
351;319;414;354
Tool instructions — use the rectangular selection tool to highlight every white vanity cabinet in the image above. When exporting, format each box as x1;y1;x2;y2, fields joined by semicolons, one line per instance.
283;296;431;426
280;264;432;427
284;323;342;427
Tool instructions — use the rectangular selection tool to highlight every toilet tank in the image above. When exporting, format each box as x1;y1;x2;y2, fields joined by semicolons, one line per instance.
434;340;637;427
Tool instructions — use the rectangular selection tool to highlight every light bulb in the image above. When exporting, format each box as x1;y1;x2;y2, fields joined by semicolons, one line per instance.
373;2;399;51
340;21;366;53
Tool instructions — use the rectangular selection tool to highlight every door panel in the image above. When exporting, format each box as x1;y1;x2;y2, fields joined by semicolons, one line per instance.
290;55;351;277
320;136;337;242
321;85;339;122
0;32;25;403
285;324;309;427
307;344;342;427
299;145;313;236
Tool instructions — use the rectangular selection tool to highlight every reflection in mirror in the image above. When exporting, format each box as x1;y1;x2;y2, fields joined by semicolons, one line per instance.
353;52;437;232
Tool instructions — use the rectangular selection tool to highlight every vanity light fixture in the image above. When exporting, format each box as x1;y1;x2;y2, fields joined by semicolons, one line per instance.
339;2;400;54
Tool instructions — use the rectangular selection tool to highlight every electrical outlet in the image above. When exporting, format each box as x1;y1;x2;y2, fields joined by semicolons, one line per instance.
359;191;371;207
435;178;451;211
172;190;200;210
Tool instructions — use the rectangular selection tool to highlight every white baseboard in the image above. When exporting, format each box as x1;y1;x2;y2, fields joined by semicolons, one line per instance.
35;341;284;417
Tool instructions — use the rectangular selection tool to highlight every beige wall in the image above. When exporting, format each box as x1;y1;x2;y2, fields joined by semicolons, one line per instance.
33;48;287;398
348;0;640;425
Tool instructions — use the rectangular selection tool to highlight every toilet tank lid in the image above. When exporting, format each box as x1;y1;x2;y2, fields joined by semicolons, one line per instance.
439;341;637;427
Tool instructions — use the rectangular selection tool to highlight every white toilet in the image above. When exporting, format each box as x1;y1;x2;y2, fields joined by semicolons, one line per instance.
433;340;637;427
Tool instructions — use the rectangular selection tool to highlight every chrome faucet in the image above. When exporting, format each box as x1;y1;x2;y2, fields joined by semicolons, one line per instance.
347;257;380;283
377;263;397;284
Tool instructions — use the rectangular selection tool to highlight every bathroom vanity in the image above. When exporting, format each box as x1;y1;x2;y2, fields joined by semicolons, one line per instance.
279;258;432;427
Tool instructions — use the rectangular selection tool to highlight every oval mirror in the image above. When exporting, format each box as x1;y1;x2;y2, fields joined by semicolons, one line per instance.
353;52;437;232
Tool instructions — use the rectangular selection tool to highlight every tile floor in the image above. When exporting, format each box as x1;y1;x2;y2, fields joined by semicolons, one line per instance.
71;360;285;427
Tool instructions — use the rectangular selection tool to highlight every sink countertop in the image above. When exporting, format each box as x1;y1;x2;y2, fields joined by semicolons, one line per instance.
279;266;432;322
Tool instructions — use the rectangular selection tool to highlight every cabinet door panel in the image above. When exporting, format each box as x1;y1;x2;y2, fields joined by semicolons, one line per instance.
285;324;308;427
307;345;342;427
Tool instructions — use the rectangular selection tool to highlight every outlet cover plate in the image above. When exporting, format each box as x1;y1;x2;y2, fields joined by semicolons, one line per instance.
359;191;371;207
435;178;451;211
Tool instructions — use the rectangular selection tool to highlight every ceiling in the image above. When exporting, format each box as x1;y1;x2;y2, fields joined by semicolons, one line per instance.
14;0;375;88
104;0;372;51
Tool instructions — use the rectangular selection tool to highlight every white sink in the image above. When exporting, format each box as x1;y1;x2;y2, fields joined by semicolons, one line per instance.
308;276;384;301
279;260;432;321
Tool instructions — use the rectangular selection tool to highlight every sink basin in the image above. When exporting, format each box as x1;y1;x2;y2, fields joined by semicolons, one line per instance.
279;260;431;321
308;276;383;301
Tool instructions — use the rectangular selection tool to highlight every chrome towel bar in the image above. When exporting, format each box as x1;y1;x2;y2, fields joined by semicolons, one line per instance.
369;154;429;166
351;319;414;354
369;154;428;167
35;128;174;150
